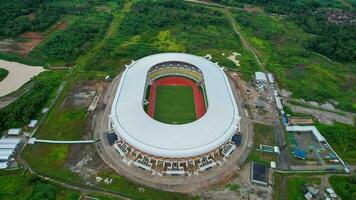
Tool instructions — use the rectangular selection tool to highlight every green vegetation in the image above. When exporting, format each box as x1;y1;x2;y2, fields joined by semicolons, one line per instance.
87;194;124;200
96;170;199;200
29;13;112;65
22;104;87;179
329;175;356;200
0;71;66;134
22;72;103;181
0;68;9;81
292;12;356;63
0;169;80;200
22;71;197;199
5;0;352;199
226;183;240;191
0;0;59;39
248;123;277;165
0;52;43;66
273;173;282;200
316;122;356;163
286;176;321;200
154;86;196;124
234;11;356;112
80;0;259;78
0;0;122;40
232;0;356;63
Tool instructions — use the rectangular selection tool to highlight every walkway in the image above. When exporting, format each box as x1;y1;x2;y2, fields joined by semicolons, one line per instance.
31;139;99;144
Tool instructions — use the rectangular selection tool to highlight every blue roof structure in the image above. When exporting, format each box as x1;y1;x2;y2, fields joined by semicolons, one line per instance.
292;147;306;160
232;134;242;145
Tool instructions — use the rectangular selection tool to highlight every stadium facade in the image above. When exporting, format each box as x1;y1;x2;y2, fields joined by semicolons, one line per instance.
109;53;241;175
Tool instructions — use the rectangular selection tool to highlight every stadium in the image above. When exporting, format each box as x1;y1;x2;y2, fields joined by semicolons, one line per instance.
109;53;241;176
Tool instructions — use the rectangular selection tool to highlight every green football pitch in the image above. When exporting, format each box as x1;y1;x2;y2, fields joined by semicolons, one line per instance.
154;85;196;124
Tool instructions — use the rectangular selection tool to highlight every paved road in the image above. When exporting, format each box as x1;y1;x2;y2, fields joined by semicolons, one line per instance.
274;121;289;170
93;70;254;193
269;83;289;170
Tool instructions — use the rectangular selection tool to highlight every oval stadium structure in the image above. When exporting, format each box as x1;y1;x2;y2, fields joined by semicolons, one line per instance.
109;53;241;175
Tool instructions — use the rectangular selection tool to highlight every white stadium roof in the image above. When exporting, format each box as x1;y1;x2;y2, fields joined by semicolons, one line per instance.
110;53;240;158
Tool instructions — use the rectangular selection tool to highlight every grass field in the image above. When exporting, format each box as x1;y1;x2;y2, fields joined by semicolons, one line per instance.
273;173;323;200
248;123;277;165
22;72;105;181
154;86;196;124
286;176;321;200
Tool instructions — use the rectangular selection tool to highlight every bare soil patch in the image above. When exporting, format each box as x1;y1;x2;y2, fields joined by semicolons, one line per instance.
16;32;44;55
288;103;354;125
0;39;16;53
244;5;263;13
66;144;106;182
61;81;106;109
4;20;68;56
57;21;68;30
27;13;36;20
201;163;272;200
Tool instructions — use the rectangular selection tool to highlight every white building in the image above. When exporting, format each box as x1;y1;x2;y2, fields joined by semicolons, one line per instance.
255;72;267;84
267;73;275;84
275;96;283;110
7;128;21;136
0;137;21;168
28;120;38;128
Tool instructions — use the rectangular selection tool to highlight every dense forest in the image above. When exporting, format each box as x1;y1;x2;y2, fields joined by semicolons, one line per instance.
0;71;65;133
211;0;356;63
234;9;355;112
30;13;112;63
0;0;122;39
0;170;80;200
291;11;356;63
0;0;60;39
328;176;356;200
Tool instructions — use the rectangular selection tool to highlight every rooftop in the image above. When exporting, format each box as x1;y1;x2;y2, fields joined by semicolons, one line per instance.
110;53;240;158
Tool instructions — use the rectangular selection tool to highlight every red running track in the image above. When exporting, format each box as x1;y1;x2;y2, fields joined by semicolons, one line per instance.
147;76;206;119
